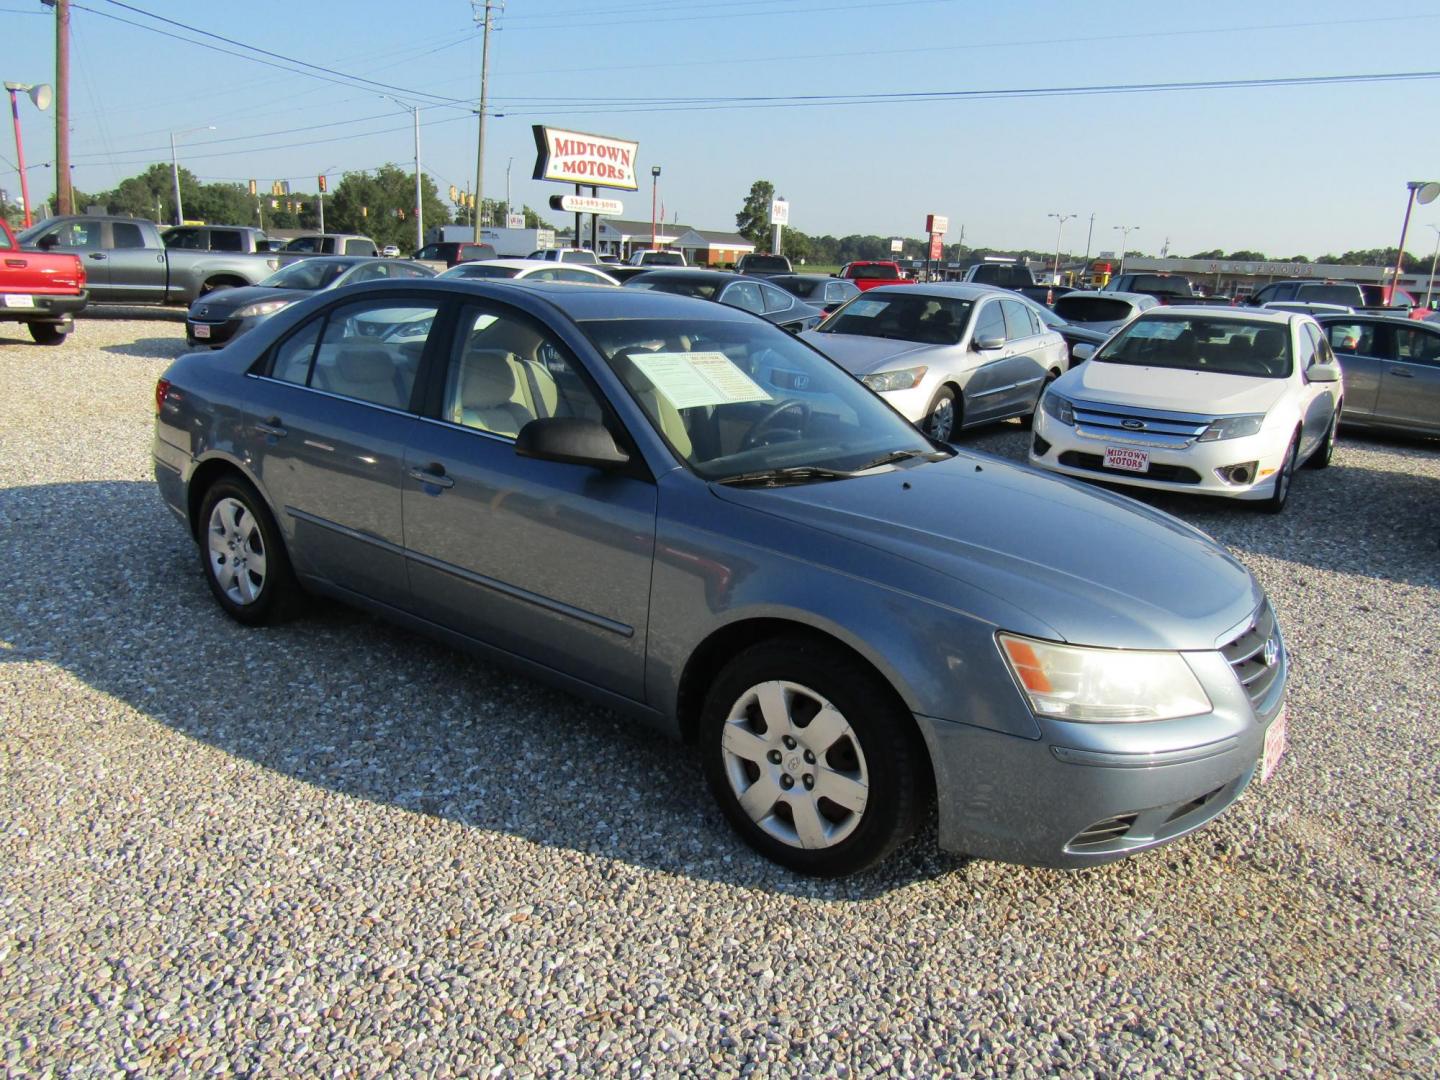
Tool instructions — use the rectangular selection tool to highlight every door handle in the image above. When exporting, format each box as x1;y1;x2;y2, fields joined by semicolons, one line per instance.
88;252;107;260
408;464;455;489
1389;368;1415;378
254;417;288;437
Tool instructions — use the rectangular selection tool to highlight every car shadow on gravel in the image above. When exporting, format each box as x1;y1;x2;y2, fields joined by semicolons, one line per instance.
100;338;192;360
0;479;974;899
80;304;187;322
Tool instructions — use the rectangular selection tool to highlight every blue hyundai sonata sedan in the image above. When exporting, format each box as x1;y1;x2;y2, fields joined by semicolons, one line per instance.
153;279;1288;876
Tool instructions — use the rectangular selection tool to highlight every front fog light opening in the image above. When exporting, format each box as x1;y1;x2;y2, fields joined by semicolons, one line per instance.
1215;461;1258;486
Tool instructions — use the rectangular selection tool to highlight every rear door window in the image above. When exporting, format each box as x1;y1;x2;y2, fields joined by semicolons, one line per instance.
1391;326;1440;367
1325;321;1378;356
111;222;146;249
306;299;440;409
722;280;766;314
344;239;375;256
760;283;794;314
211;230;244;252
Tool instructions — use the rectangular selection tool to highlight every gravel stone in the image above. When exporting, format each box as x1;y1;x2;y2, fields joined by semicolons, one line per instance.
1;315;1437;1076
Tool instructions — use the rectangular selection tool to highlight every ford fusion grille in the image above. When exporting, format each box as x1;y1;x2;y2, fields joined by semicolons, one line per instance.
1070;400;1211;449
1221;601;1283;708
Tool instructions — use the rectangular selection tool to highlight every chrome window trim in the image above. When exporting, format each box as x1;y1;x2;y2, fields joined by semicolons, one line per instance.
246;372;419;418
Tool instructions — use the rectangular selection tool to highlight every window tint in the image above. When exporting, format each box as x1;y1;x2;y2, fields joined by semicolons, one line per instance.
1296;284;1361;306
344;239;375;256
760;283;793;314
722;281;766;314
1325;321;1377;355
164;228;202;250
211;230;243;252
307;300;437;409
111;223;146;249
1392;326;1440;367
974;300;1006;343
1001;299;1034;340
271;321;322;384
442;306;606;439
1054;296;1136;324
415;246;437;261
285;236;322;253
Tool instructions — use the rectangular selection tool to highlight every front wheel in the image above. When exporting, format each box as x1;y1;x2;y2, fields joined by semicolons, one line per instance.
921;385;959;442
700;638;927;876
1306;407;1339;469
1261;433;1300;514
28;322;66;346
197;477;298;625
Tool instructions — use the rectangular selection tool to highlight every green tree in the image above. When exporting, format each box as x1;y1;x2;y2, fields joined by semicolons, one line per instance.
326;164;450;254
781;227;810;262
735;179;775;250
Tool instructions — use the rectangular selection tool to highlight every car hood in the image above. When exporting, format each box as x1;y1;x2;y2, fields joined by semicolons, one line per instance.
189;285;309;317
799;331;944;375
711;452;1260;651
1057;360;1291;415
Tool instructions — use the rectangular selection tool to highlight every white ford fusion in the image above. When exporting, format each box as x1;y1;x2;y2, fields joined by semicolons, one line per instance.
1029;307;1342;513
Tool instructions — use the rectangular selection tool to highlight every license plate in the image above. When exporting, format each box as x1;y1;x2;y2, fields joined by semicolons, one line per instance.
1103;446;1149;473
3;293;34;308
1261;709;1288;782
192;323;211;339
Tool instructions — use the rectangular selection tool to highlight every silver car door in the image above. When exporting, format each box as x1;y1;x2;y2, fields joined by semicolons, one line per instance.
1325;319;1384;418
400;302;657;700
957;298;1015;424
101;220;168;301
998;299;1050;415
1374;323;1440;433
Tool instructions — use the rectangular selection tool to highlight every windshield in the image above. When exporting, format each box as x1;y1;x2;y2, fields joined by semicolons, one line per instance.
1097;316;1293;378
817;292;972;345
258;259;351;291
847;264;900;280
577;316;940;481
629;276;720;301
441;263;520;279
1296;284;1361;306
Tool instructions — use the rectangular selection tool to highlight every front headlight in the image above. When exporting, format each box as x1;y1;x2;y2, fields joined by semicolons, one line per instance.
234;298;295;319
861;366;927;392
1041;390;1075;426
1197;414;1265;442
998;633;1212;722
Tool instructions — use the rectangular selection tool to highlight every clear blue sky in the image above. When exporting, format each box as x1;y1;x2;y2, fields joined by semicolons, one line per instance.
6;0;1440;257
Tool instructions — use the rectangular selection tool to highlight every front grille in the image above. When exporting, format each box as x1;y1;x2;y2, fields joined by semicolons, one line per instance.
1221;601;1283;707
1058;451;1202;484
1070;400;1211;449
1069;814;1139;850
1162;785;1225;825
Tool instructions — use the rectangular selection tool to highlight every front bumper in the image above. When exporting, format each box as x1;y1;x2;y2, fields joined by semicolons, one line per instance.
186;316;246;348
919;624;1287;868
1029;407;1290;500
872;373;946;424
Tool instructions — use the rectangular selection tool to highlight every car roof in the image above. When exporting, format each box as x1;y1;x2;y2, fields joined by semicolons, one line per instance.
861;282;1016;302
629;268;739;281
1058;290;1154;303
1140;305;1298;325
462;258;609;272
772;273;846;284
1314;312;1423;326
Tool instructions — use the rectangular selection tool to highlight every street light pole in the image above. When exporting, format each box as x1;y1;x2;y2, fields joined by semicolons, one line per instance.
1048;212;1075;285
1389;181;1440;299
1083;212;1095;262
168;124;214;226
4;82;49;227
1424;224;1440;311
650;165;661;251
412;104;422;251
1114;224;1139;276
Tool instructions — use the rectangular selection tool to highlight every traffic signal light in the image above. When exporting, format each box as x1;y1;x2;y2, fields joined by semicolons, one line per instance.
248;179;257;196
271;181;283;196
317;174;328;194
449;185;458;203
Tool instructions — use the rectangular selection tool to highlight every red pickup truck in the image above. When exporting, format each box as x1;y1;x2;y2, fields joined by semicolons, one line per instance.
1;219;87;344
838;260;910;291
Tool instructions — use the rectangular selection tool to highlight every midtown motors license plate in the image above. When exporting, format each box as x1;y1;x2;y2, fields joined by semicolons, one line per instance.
3;294;34;308
1104;446;1149;473
192;323;211;338
1261;709;1288;782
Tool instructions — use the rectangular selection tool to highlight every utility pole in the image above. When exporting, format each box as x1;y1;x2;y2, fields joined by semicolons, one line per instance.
52;0;72;214
473;0;494;237
412;105;422;251
1083;212;1095;262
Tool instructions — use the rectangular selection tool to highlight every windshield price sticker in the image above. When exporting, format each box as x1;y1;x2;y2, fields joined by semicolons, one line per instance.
843;300;888;319
629;351;772;409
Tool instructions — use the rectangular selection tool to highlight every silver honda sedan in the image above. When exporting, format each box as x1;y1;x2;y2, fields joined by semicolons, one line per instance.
154;279;1288;876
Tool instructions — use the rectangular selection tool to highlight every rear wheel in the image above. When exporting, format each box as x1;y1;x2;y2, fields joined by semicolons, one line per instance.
28;322;66;346
197;477;298;625
701;638;927;876
921;385;959;442
1261;432;1300;514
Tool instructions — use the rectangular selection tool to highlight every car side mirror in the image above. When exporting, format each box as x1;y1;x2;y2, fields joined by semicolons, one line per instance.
515;417;630;469
1071;343;1096;363
973;333;1005;351
1307;362;1341;383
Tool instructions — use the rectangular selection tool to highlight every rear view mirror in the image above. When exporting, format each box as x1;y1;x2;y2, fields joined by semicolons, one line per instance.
973;333;1005;351
515;417;630;469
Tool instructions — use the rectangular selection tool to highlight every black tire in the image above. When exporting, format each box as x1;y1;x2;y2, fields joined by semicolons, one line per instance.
1261;432;1300;515
1306;406;1339;469
700;637;928;876
921;385;959;443
196;476;299;625
28;322;66;346
199;280;236;297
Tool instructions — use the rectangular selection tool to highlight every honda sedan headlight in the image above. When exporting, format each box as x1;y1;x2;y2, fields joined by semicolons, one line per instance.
1041;390;1075;426
998;633;1212;722
234;299;296;319
861;366;927;392
1198;414;1265;442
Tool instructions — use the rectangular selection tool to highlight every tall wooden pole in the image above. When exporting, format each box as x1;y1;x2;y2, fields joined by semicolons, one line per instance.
54;0;71;214
473;0;492;236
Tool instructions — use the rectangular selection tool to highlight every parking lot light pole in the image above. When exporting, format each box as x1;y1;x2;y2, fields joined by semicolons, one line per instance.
1389;181;1440;299
168;124;214;226
1048;213;1075;285
381;96;424;251
317;165;336;234
5;81;51;228
1113;224;1139;276
650;165;661;251
1425;224;1440;310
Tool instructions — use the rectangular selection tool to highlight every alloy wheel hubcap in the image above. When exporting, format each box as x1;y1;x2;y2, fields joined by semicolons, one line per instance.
928;399;954;442
720;680;870;850
207;497;267;606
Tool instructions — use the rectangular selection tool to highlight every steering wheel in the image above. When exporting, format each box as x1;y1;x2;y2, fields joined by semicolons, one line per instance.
741;398;811;449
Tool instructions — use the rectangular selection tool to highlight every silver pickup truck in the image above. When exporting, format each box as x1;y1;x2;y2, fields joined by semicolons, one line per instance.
17;215;281;304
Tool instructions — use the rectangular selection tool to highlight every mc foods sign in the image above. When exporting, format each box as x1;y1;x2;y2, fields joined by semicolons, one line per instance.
532;126;640;192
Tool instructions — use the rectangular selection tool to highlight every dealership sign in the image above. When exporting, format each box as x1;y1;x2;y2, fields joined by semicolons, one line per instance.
532;126;639;191
550;193;626;215
925;213;948;236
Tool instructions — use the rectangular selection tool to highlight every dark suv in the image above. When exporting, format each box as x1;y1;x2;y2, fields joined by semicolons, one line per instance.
1103;273;1196;303
413;241;496;269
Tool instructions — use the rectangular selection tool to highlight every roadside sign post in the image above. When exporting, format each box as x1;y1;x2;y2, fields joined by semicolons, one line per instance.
770;197;789;257
532;126;639;256
925;214;948;282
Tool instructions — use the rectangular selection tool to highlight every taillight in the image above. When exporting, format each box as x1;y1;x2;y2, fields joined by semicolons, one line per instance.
155;378;171;414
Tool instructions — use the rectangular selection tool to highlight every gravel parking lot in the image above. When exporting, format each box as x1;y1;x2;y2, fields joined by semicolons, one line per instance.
2;314;1437;1077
